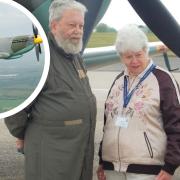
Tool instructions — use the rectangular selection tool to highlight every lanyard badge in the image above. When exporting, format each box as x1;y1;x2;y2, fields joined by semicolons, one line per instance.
115;113;129;128
115;108;129;128
115;64;156;128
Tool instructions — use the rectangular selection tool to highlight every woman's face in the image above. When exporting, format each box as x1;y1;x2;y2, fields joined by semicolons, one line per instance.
121;49;149;76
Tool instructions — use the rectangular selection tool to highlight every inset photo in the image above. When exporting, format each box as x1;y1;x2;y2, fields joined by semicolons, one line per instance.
0;0;50;118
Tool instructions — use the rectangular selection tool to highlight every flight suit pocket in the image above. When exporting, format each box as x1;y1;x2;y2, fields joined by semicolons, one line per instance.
64;119;83;126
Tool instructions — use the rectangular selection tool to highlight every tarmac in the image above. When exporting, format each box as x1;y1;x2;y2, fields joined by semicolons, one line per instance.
1;55;180;180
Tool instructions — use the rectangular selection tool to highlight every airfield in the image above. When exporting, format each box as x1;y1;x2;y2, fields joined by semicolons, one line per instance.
1;55;180;180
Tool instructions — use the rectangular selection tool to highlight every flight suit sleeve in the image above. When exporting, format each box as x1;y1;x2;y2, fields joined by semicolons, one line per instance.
4;106;31;139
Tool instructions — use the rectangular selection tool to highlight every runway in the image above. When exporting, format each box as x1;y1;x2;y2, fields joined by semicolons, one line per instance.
1;55;180;180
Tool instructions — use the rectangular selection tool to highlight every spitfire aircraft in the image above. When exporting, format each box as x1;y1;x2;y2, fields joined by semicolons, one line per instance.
0;25;42;61
14;0;180;68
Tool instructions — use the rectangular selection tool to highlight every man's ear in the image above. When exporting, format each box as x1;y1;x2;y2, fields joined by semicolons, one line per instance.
50;20;57;35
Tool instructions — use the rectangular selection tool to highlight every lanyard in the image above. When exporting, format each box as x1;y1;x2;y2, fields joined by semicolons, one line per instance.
123;64;156;108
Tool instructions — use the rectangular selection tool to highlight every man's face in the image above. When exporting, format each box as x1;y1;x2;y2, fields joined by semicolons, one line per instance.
121;49;149;76
51;9;84;54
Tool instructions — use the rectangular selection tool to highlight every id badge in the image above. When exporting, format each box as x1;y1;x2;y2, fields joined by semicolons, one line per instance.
115;115;128;128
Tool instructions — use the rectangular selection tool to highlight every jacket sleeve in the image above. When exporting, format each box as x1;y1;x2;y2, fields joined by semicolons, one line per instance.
157;71;180;174
4;105;32;139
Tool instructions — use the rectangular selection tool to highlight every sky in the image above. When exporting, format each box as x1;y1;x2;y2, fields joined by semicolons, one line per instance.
100;0;180;30
0;2;32;37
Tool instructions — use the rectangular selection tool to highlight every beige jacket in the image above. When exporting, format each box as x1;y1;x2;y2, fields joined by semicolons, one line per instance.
100;62;180;174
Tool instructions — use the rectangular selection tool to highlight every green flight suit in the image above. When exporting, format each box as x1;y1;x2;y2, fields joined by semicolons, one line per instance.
5;33;97;180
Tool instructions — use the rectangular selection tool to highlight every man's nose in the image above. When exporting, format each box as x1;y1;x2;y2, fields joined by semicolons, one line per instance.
74;25;83;34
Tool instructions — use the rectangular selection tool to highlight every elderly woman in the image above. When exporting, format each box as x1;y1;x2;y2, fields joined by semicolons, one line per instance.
97;25;180;180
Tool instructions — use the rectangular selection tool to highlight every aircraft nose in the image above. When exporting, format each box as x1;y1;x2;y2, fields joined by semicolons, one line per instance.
34;35;43;44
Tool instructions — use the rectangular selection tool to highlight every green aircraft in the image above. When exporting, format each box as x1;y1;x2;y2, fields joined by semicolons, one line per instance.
0;25;42;61
14;0;180;70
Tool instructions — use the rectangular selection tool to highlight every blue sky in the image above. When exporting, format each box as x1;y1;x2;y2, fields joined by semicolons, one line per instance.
100;0;180;30
0;2;32;37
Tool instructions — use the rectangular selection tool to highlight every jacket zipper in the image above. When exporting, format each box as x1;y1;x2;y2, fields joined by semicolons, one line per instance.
144;131;153;158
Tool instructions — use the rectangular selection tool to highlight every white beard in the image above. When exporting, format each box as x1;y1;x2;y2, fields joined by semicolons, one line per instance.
54;35;83;54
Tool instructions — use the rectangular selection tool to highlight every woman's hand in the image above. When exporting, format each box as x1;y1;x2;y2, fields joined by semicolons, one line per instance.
97;165;106;180
155;170;172;180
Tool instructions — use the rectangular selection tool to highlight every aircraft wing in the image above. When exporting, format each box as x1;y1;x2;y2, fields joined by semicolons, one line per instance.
83;42;169;68
0;52;23;60
13;0;180;69
7;55;23;59
14;0;180;57
0;52;10;59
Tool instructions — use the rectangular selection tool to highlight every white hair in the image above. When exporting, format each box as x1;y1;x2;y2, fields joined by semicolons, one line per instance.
115;24;149;55
55;35;83;54
49;0;87;25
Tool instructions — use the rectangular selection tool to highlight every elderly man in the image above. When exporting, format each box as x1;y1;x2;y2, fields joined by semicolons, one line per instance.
5;1;96;180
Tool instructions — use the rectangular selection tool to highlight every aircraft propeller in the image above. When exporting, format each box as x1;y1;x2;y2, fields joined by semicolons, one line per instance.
32;24;42;61
128;0;180;57
13;0;180;60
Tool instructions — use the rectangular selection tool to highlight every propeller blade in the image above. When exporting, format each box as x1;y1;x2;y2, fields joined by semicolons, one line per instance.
32;24;38;38
128;0;180;57
35;45;39;61
38;44;42;54
32;24;41;61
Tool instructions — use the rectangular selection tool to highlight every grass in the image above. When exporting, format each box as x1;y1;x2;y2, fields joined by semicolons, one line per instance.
0;99;25;113
147;33;159;42
87;32;117;48
0;88;33;113
87;32;159;48
86;32;175;56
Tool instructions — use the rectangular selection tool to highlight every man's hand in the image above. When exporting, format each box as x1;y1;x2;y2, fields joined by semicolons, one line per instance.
16;139;24;154
156;170;172;180
97;165;106;180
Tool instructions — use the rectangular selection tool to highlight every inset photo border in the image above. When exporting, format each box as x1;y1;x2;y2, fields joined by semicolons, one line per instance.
0;0;50;119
